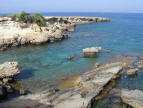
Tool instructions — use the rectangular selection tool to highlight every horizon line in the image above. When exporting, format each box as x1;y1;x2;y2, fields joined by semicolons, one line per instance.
0;11;143;15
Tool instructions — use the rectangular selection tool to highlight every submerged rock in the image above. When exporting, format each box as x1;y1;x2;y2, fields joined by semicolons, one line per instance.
0;62;20;78
83;47;102;57
121;89;143;108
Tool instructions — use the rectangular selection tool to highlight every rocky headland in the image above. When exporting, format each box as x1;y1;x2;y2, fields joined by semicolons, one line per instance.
0;16;110;51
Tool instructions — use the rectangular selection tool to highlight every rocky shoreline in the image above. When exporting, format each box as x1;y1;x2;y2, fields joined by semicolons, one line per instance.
0;54;143;108
0;16;110;51
1;15;143;108
0;62;123;108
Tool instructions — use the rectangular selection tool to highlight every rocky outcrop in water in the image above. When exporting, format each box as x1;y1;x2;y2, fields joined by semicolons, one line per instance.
126;68;138;76
83;47;102;57
0;62;20;100
0;62;123;108
0;16;109;51
0;62;20;78
121;89;143;108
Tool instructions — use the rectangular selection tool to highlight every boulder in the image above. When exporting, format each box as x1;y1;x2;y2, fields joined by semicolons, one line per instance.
121;89;143;108
0;62;20;78
126;68;138;76
83;47;102;57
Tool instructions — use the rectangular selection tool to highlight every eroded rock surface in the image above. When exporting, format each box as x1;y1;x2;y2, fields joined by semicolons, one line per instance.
0;62;20;78
121;89;143;108
0;16;110;51
0;62;123;108
126;68;138;76
83;47;102;57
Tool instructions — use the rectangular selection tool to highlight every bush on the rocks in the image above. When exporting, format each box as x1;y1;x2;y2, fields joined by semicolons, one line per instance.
10;11;46;27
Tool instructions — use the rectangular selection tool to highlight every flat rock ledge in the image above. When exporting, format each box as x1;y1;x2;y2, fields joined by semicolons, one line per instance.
0;62;123;108
121;89;143;108
0;62;20;78
0;16;109;51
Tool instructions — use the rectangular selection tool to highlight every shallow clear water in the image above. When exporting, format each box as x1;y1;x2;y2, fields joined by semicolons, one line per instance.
0;13;143;93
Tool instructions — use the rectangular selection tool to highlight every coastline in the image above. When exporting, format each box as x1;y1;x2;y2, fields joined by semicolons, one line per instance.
1;13;143;108
0;16;110;51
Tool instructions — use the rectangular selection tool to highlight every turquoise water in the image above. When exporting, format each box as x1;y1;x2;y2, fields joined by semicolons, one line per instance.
0;13;143;93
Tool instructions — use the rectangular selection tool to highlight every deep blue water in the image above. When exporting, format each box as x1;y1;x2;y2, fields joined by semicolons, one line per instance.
0;12;143;93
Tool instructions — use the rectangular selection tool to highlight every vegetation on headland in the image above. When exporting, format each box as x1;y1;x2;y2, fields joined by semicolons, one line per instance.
10;11;46;27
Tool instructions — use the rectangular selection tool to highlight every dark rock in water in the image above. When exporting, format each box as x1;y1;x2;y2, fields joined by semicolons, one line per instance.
0;86;7;99
67;56;74;60
7;78;15;83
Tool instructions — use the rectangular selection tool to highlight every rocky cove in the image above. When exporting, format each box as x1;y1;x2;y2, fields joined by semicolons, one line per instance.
0;13;143;108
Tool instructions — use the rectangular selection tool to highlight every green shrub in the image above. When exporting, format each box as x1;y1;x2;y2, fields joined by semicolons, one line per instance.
10;11;46;27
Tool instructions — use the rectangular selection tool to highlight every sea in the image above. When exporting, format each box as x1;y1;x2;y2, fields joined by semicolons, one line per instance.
0;12;143;107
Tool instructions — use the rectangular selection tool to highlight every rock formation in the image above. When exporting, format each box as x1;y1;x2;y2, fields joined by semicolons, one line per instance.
0;16;110;51
121;89;143;108
0;62;123;108
126;68;138;76
83;47;102;57
0;62;20;99
0;62;20;78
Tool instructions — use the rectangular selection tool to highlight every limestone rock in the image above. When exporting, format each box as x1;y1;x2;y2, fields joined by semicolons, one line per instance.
0;62;123;108
121;89;143;108
83;47;102;57
126;68;138;76
0;16;109;51
0;62;20;78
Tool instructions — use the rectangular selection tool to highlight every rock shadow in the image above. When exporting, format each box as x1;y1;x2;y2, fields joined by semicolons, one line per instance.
16;69;36;80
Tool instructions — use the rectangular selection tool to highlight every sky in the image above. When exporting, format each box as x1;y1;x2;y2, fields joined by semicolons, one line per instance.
1;0;143;13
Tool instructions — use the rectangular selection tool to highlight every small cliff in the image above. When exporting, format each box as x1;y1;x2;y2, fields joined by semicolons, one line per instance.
0;16;110;51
